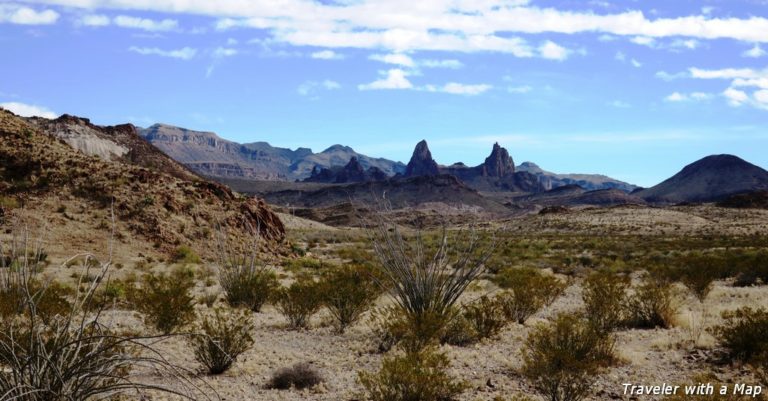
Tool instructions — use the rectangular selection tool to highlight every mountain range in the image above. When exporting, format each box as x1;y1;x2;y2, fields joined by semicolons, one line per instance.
139;122;636;192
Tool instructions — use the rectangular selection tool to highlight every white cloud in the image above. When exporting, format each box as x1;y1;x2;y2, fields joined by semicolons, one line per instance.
670;38;700;50
297;80;341;96
630;58;642;68
424;82;492;95
358;69;413;90
311;50;344;60
0;102;57;118
212;47;237;58
114;15;177;31
687;66;768;110
664;91;712;102
79;14;109;26
630;36;655;47
655;70;688;81
226;38;238;45
420;59;463;69
743;44;767;58
507;85;532;93
614;51;625;62
538;40;570;61
0;4;58;25
723;88;749;106
128;46;197;60
369;53;415;67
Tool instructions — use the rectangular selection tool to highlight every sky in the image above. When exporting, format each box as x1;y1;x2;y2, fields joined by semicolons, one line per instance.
1;0;768;187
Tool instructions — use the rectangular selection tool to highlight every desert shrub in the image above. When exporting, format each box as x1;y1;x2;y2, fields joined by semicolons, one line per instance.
172;245;201;264
367;220;495;351
369;306;410;353
582;271;629;333
199;291;219;308
358;349;467;401
494;267;567;324
710;307;768;365
521;314;614;401
0;279;72;324
134;267;196;334
0;226;211;400
266;362;324;390
625;277;678;329
440;313;478;347
283;256;323;271
461;294;510;341
275;277;324;329
188;308;254;375
219;258;278;312
321;265;381;333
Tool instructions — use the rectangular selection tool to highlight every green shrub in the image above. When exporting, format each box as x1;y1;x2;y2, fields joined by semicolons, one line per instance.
220;264;278;312
358;349;468;401
521;314;614;401
582;271;629;333
0;279;72;323
321;265;381;333
275;277;324;329
369;306;410;353
626;277;678;329
710;307;768;365
282;256;323;271
133;268;196;334
440;313;478;347
172;245;201;264
461;294;510;341
267;362;324;390
494;268;567;324
188;308;254;375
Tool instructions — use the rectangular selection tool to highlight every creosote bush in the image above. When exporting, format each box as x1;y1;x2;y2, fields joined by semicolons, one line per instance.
188;308;255;375
358;348;467;401
710;307;768;365
626;277;678;329
172;245;201;264
582;271;629;333
321;264;381;333
521;314;615;401
218;246;278;312
267;362;324;390
494;267;567;324
460;294;510;342
275;277;324;329
133;267;196;334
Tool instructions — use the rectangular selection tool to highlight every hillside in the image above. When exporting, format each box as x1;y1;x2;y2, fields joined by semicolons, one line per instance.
516;161;637;192
0;110;285;258
636;154;768;203
139;124;405;180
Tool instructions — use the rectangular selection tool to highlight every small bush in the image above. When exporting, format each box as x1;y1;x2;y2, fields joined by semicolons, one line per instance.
199;291;219;308
582;271;629;333
358;349;467;401
283;256;323;271
710;307;768;365
0;279;72;323
267;362;324;390
220;264;278;312
369;306;410;353
440;313;478;347
626;277;678;329
133;267;196;334
321;265;381;333
462;294;510;341
494;268;567;324
172;245;201;264
188;308;254;375
521;314;614;401
275;277;324;329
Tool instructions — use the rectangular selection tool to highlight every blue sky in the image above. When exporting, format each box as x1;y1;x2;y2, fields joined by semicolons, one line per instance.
1;0;768;187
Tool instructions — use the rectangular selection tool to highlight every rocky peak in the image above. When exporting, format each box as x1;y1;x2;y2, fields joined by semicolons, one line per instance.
482;142;515;177
405;140;439;176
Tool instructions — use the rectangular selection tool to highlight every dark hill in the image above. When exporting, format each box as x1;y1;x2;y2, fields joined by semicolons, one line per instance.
636;154;768;203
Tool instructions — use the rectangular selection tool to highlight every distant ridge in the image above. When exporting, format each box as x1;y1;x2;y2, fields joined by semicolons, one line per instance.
636;154;768;203
139;123;405;180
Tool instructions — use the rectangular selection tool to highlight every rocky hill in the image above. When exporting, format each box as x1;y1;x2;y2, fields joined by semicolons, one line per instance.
636;154;768;203
516;161;637;192
139;124;405;180
0;110;285;258
404;140;544;193
303;156;388;183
